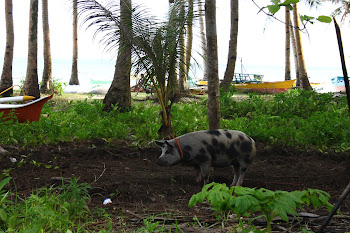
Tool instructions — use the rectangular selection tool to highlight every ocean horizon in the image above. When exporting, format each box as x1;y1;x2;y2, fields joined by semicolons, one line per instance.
0;57;344;91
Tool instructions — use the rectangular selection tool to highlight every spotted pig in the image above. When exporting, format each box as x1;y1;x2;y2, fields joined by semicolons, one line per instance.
155;129;256;186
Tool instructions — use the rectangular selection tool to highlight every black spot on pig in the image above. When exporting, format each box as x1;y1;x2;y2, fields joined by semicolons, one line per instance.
208;130;221;136
199;148;206;154
202;140;208;146
195;154;209;163
183;150;191;160
225;132;232;139
219;143;226;152
238;134;245;141
240;141;252;153
227;144;239;158
207;145;216;160
212;138;219;148
184;145;192;151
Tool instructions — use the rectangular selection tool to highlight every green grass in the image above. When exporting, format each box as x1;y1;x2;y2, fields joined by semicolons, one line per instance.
0;177;111;232
0;89;349;151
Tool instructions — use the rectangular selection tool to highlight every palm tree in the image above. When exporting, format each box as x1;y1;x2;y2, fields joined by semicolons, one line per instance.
285;6;291;81
76;0;191;139
178;0;194;92
205;0;220;130
220;0;239;91
292;3;311;90
185;0;194;87
290;18;300;86
70;0;79;85
199;1;208;81
103;0;132;112
0;0;14;97
178;2;187;91
326;0;350;22
40;0;53;94
24;0;40;98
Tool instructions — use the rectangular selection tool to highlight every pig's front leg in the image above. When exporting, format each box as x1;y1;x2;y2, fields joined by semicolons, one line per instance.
194;165;202;183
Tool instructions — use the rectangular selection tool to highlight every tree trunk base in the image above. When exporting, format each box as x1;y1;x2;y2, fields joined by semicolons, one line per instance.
0;85;13;97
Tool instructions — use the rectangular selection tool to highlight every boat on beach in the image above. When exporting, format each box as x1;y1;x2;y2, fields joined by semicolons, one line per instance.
0;94;53;123
234;79;296;93
197;78;296;94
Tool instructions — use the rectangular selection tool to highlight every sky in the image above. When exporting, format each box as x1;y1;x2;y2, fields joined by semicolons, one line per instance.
0;0;349;84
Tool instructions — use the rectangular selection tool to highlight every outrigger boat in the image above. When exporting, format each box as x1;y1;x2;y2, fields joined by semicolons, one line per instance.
0;86;53;123
197;77;295;94
235;79;296;94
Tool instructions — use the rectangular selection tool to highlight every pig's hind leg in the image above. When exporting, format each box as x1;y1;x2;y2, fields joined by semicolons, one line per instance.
230;164;240;186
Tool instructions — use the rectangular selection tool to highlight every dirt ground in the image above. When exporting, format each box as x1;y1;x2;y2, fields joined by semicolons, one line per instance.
1;139;350;232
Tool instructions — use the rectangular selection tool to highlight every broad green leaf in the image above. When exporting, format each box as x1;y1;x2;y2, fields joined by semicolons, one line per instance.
0;209;7;222
231;186;255;196
208;191;230;210
281;0;299;4
234;195;260;216
0;177;11;191
317;16;332;23
255;188;275;200
273;205;290;222
267;5;281;14
300;15;315;22
22;224;44;233
189;193;206;207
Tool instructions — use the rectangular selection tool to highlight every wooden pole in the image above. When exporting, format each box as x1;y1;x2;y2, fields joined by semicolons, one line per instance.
319;18;350;232
333;18;350;116
319;182;350;232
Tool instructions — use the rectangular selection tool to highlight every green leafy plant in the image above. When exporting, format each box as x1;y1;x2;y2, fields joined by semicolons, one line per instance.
0;90;349;151
136;217;165;233
189;183;333;232
52;78;67;95
0;177;12;225
0;177;111;232
59;177;91;219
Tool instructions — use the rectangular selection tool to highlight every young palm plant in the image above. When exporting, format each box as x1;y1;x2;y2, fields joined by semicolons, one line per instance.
76;0;193;139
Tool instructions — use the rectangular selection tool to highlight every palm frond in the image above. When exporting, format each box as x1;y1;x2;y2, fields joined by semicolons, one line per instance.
75;0;198;88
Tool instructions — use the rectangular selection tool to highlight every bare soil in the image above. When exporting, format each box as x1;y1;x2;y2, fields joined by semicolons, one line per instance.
1;140;350;232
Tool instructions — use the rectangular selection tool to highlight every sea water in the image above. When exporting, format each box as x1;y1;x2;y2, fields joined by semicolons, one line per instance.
0;57;344;94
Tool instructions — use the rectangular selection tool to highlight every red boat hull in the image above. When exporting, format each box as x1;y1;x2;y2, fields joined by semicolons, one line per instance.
0;94;53;123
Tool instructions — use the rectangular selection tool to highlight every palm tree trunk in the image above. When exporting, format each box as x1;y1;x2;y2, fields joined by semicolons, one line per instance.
292;3;311;90
205;0;220;130
290;18;300;86
40;0;53;93
285;7;291;81
220;0;239;90
199;1;208;81
178;3;187;92
103;0;132;112
24;0;40;98
0;0;14;97
185;0;194;83
70;0;79;85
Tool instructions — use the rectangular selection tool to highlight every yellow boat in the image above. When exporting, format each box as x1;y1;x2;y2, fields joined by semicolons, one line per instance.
234;79;296;93
198;79;296;94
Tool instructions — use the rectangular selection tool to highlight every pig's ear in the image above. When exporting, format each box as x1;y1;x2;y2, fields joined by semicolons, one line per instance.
155;140;165;147
164;141;174;148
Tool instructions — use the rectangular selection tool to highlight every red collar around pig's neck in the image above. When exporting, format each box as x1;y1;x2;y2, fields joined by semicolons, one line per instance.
173;138;184;160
